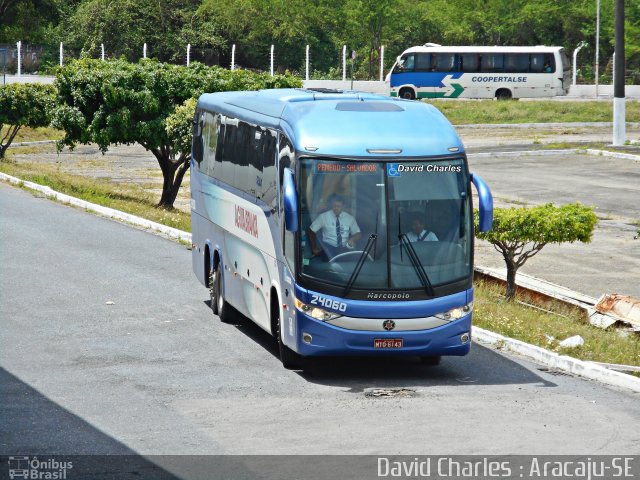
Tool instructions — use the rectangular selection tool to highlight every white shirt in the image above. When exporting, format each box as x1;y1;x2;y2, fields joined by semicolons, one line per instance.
406;229;438;242
310;210;360;247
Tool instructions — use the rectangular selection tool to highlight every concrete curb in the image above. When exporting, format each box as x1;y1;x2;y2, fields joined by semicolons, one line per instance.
458;121;640;129
11;140;57;147
473;327;640;393
0;172;192;243
468;148;640;162
2;172;639;394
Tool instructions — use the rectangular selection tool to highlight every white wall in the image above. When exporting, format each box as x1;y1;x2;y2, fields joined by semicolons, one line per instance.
302;80;388;95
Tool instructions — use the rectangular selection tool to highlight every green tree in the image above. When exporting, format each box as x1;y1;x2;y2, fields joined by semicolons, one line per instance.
0;83;56;158
476;203;598;300
59;0;225;63
52;58;301;208
0;0;60;44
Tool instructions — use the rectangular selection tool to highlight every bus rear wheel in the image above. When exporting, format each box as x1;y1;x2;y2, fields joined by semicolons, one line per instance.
495;89;512;100
399;88;416;100
210;264;232;322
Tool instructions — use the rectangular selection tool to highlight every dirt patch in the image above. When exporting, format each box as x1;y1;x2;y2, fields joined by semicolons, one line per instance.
9;143;191;212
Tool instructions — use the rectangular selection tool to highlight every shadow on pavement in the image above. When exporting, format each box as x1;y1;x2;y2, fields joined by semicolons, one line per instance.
0;368;180;478
211;302;557;391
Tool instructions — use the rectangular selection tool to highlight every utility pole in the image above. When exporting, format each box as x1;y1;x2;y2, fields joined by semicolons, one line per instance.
612;0;625;145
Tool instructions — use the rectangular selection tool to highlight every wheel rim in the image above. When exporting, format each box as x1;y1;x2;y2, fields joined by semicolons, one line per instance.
216;268;224;312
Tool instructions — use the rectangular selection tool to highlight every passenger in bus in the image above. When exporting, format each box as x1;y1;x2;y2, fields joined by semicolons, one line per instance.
544;61;552;72
406;214;438;242
308;194;361;259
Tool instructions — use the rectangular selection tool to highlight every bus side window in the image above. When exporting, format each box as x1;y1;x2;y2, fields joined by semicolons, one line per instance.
505;53;529;73
480;53;504;73
205;113;220;178
434;53;457;72
214;116;226;177
192;110;205;166
235;122;251;193
261;129;277;206
400;54;415;72
530;54;554;73
460;54;478;73
220;117;237;187
414;53;430;72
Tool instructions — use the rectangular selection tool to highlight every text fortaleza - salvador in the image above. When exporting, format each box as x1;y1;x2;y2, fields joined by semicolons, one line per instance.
377;457;635;479
396;164;462;173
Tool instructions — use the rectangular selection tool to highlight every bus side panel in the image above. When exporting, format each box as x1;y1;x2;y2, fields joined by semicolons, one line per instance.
200;181;279;333
191;164;208;288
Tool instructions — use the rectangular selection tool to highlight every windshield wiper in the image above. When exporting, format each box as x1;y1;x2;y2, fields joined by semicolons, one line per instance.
343;233;378;296
398;233;435;297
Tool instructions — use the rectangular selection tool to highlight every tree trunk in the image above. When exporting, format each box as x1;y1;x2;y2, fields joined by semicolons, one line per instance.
505;261;518;301
151;146;190;209
0;124;21;159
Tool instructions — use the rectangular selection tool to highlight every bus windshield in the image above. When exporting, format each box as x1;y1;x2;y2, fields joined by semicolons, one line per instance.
299;158;471;294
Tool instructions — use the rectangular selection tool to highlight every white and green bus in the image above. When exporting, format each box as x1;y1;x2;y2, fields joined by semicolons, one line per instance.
387;44;571;100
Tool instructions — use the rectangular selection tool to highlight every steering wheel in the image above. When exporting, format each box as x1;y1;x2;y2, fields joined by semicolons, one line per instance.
328;250;374;263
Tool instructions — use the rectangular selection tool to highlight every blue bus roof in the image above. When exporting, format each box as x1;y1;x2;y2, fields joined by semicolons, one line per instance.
197;89;464;157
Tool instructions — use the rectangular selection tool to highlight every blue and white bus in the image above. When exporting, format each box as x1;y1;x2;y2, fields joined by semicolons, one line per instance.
387;44;571;100
190;88;493;369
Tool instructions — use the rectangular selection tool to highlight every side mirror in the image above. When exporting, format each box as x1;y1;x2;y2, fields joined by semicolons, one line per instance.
471;173;493;232
283;167;298;232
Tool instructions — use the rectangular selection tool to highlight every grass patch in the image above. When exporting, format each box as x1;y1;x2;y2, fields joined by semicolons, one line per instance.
1;125;64;143
0;159;191;232
426;100;640;125
474;280;640;368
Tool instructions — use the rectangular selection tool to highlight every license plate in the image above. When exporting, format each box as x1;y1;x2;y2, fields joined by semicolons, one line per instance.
374;339;404;349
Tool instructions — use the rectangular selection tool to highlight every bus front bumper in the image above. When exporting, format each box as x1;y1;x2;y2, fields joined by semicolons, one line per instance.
292;311;472;357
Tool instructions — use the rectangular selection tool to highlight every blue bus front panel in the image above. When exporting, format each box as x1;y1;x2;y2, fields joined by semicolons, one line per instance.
287;286;474;357
294;310;472;357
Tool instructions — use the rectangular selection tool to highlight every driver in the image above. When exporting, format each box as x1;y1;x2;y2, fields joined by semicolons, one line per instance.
308;194;361;259
406;214;438;242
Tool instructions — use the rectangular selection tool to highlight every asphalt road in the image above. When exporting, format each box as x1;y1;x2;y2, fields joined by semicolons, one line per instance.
1;180;640;478
467;150;640;299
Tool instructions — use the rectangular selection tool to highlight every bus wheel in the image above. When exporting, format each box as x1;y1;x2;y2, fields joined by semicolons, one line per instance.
275;304;303;370
210;263;232;322
495;89;512;100
420;355;441;366
399;88;415;100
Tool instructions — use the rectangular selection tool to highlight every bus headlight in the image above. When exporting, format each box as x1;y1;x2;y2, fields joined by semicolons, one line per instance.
294;298;342;322
434;302;473;321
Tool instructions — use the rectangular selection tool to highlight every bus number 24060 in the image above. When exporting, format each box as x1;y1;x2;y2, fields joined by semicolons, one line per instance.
310;295;347;312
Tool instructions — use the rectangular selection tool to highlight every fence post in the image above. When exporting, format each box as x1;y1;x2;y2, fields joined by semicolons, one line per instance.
143;43;147;59
380;45;385;81
101;43;105;61
16;41;21;76
186;44;191;66
231;44;235;70
305;45;310;81
59;42;64;68
572;42;587;86
270;45;274;76
342;45;346;82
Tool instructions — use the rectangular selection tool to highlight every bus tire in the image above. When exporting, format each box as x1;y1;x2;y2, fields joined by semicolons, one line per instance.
399;88;416;100
419;355;441;366
210;263;232;322
274;299;303;370
495;89;512;100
